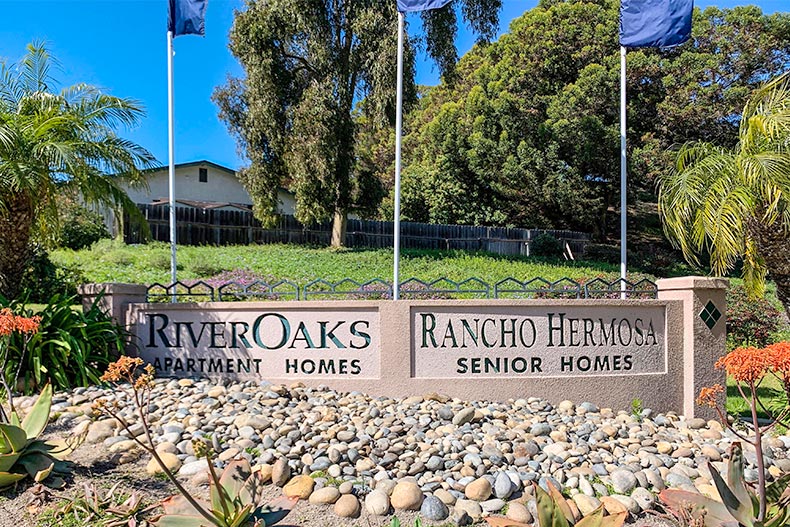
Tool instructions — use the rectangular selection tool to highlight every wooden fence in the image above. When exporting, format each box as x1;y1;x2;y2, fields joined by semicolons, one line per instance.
124;204;591;257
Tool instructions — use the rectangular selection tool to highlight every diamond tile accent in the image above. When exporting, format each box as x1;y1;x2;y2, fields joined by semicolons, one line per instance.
699;300;722;330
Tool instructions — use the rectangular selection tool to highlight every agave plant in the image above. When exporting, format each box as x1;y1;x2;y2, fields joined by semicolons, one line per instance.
534;480;628;527
483;481;627;527
660;442;790;527
1;384;80;489
153;458;298;527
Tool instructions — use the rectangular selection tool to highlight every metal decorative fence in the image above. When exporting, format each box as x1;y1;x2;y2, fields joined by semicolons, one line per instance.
146;277;657;302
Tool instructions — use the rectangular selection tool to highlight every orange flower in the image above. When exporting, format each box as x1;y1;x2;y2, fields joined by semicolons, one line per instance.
715;346;770;384
765;341;790;381
697;384;725;408
0;308;40;337
101;356;144;383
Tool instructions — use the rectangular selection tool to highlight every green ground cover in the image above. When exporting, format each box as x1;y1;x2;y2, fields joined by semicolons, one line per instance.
52;239;638;285
727;373;788;430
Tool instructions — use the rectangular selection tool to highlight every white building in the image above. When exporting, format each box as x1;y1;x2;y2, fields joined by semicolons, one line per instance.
106;160;296;235
122;160;295;213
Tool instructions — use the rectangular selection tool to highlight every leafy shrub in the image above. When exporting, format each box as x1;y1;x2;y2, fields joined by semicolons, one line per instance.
188;260;227;278
582;243;620;265
1;294;129;393
19;247;85;303
106;250;135;266
726;285;787;350
148;252;183;272
531;233;563;258
58;205;110;250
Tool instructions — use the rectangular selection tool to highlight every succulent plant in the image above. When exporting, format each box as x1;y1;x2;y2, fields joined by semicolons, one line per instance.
483;481;627;527
659;442;790;527
0;384;80;489
534;481;628;527
153;458;298;527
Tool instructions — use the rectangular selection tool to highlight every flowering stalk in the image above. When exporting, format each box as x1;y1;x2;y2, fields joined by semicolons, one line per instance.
0;307;41;423
699;344;790;522
95;357;221;527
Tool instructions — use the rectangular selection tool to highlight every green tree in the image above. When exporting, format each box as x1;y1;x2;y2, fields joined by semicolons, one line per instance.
658;73;790;317
386;0;790;239
213;0;501;247
0;44;155;299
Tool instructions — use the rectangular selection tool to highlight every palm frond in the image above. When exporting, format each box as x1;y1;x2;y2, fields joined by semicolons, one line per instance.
661;72;790;299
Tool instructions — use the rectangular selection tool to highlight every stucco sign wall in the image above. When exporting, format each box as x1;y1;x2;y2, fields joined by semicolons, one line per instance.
92;276;726;417
134;305;381;380
412;306;666;378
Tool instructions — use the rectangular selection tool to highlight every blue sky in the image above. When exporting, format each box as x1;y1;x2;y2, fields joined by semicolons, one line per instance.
0;0;785;171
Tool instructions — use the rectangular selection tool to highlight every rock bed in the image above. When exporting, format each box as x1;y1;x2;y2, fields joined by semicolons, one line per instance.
28;378;790;525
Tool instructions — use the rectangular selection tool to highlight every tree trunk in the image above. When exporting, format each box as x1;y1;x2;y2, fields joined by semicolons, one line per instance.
0;193;33;300
748;217;790;320
330;209;347;248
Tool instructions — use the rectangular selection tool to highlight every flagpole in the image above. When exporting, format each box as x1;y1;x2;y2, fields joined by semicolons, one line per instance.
393;11;405;301
619;45;627;299
167;30;178;298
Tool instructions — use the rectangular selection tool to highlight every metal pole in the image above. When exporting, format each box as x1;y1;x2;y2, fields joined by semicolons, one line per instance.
620;45;627;299
167;30;177;299
393;11;404;301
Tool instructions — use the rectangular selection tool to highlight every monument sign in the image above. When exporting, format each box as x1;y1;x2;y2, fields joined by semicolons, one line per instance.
80;276;726;417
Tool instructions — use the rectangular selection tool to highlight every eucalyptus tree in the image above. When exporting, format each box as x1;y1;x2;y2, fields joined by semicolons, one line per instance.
0;44;155;299
214;0;501;247
659;74;790;316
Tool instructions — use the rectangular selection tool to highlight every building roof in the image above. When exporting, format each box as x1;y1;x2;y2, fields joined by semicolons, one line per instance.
144;160;238;176
150;198;253;211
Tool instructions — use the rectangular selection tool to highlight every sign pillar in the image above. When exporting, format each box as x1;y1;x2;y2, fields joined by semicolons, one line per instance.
78;283;147;327
657;276;727;419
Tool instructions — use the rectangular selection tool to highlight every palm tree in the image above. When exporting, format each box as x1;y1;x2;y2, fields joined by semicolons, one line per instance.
659;73;790;317
0;43;156;298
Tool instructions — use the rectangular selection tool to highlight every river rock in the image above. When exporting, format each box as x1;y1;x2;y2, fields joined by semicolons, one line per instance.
146;452;181;475
178;460;208;477
391;481;423;510
283;475;315;499
87;420;116;443
421;495;450;521
309;486;341;504
530;423;552;436
494;471;514;499
481;498;506;513
453;408;476;426
631;487;656;511
600;496;630;515
365;489;390;515
610;469;637;494
506;502;532;524
334;494;361;518
272;458;291;487
572;495;601;516
465;477;492;501
454;499;483;520
608;495;640;515
435;488;457;505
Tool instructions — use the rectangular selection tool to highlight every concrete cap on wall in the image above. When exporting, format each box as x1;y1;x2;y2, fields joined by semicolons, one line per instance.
656;276;729;291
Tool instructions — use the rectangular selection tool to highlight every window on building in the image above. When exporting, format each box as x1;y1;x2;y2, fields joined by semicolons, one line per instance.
199;168;208;182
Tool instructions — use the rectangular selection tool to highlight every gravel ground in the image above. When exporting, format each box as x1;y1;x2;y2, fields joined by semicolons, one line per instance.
2;378;786;527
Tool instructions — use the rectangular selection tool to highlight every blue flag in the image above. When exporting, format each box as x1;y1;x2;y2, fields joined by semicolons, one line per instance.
620;0;693;48
168;0;207;37
397;0;453;12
